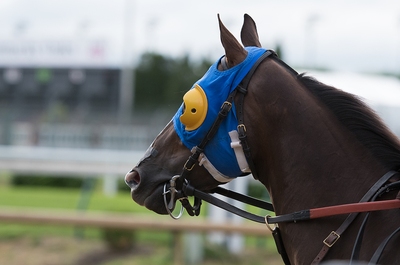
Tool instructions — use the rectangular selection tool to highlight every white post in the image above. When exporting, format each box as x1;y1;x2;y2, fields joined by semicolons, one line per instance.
118;0;135;124
184;232;203;265
207;177;249;253
103;174;117;196
207;192;228;245
226;176;248;253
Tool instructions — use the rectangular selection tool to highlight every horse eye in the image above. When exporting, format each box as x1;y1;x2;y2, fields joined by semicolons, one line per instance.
191;108;196;113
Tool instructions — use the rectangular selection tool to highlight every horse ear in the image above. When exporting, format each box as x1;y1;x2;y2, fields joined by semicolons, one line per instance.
218;14;247;67
240;14;262;47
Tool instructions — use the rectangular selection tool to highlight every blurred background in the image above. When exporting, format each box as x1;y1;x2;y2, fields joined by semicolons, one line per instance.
0;0;399;264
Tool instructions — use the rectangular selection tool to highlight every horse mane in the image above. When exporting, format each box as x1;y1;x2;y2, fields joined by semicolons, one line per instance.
298;73;400;171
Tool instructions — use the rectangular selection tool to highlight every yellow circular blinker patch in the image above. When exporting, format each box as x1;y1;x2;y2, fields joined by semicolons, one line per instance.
180;84;208;131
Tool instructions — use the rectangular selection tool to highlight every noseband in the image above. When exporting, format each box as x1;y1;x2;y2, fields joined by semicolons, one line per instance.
162;51;400;265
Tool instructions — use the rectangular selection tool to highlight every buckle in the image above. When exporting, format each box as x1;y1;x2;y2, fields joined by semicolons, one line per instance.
237;124;246;133
265;215;278;232
220;101;232;116
323;231;340;248
184;159;195;171
222;101;232;110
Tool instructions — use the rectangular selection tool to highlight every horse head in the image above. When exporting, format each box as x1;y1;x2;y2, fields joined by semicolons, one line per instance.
125;14;260;214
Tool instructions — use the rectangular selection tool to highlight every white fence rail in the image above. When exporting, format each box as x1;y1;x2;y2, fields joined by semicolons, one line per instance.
0;145;142;176
0;145;144;195
5;123;154;151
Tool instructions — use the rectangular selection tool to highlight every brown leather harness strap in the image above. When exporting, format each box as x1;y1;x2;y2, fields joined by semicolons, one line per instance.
311;200;400;264
311;170;399;264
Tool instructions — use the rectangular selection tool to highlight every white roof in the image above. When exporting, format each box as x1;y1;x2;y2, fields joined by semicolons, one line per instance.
303;70;400;136
305;70;400;108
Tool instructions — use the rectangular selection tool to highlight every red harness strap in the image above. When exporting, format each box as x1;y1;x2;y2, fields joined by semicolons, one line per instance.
266;199;400;224
310;199;400;219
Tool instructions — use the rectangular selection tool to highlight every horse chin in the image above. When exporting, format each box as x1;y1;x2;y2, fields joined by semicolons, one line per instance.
131;185;169;215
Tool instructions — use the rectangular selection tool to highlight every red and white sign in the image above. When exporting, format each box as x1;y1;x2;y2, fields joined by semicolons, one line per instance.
0;39;121;68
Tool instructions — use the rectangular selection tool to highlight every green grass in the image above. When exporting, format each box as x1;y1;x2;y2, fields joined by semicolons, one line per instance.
1;183;275;234
0;183;282;264
0;184;171;243
0;186;81;209
0;185;139;212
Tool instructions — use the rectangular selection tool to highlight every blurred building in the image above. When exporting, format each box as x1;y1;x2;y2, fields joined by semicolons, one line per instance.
0;38;120;117
309;70;400;137
0;37;159;150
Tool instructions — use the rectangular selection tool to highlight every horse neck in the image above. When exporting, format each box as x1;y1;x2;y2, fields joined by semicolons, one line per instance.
245;60;388;215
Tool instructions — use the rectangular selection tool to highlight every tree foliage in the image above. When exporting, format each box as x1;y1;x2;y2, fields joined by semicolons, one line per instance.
134;52;212;111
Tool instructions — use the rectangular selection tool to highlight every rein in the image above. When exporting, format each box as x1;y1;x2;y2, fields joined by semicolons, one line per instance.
163;50;400;264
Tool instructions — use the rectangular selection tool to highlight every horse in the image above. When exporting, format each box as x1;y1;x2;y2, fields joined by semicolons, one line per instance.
125;14;400;264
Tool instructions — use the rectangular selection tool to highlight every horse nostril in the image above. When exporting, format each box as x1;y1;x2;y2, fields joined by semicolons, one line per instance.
125;170;141;189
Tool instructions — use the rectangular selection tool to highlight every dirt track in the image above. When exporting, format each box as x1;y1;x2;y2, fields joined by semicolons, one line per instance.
0;236;283;265
0;236;151;265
